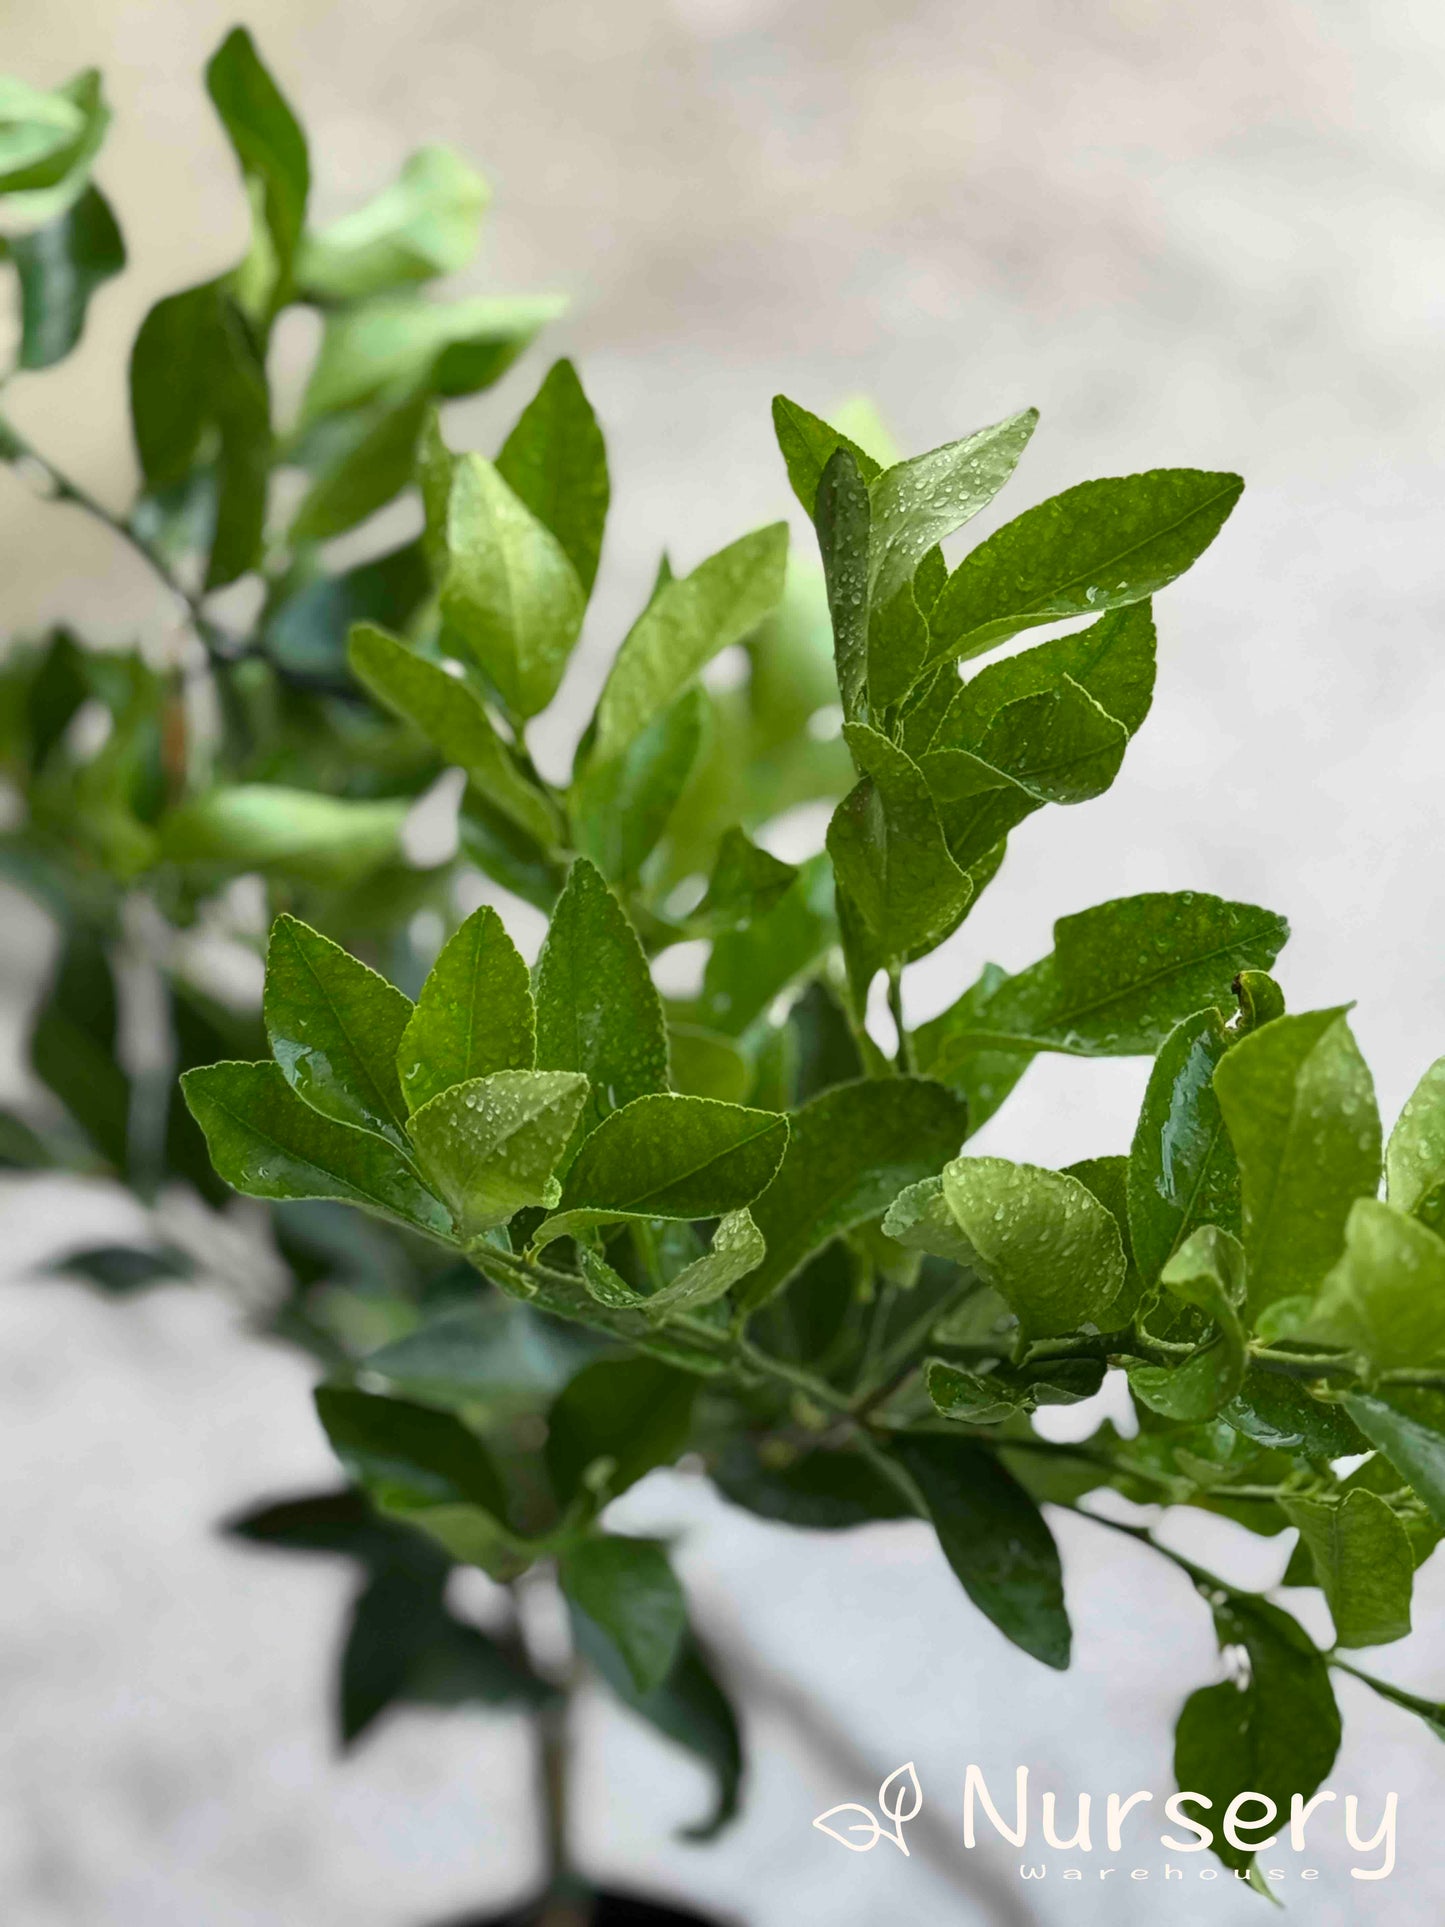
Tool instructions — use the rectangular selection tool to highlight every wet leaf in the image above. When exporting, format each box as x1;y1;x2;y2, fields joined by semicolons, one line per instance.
406;1069;589;1239
396;904;535;1114
1385;1055;1445;1234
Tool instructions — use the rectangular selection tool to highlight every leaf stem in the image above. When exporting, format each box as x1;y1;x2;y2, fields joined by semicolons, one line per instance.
887;965;913;1073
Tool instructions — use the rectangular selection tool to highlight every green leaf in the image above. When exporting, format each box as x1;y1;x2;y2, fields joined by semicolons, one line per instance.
560;1535;687;1695
1278;1488;1413;1649
440;453;586;721
827;723;972;987
265;544;430;681
1062;1153;1146;1323
406;1070;589;1239
571;685;704;883
667;1025;750;1104
712;1438;914;1528
301;293;563;421
908;961;1030;1134
533;857;668;1146
533;1093;786;1244
496;357;609;596
181;1060;450;1237
770;393;880;515
314;1385;506;1517
928;467;1243;668
0;68;109;227
868;407;1037;608
926;1359;1030;1425
574;1619;742;1839
263;913;413;1147
740;1076;968;1308
1304;1199;1445;1370
694;854;835;1037
546;1356;698;1505
891;1435;1071;1669
1212;1008;1381;1317
205;26;309;272
161;784;406;885
1128;1007;1240;1288
1330;1662;1445;1743
289;396;427;544
396;905;535;1114
346;623;557;847
887;1157;1125;1339
919;891;1289;1059
1129;1226;1247;1422
9;184;124;370
359;1298;594;1414
48;1243;193;1295
1222;1367;1365;1459
646;1209;766;1314
1173;1591;1340;1874
1345;1392;1445;1528
1386;1056;1445;1233
29;928;129;1169
814;446;872;722
592;523;788;761
297;145;489;302
686;827;798;936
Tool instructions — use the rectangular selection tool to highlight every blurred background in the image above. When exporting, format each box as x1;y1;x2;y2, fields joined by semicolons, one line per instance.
2;0;1445;1920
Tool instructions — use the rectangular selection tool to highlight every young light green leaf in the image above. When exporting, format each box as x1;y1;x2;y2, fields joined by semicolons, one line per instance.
296;145;489;302
889;1156;1125;1339
560;1535;687;1696
827;723;972;983
770;393;881;515
301;293;564;421
645;1209;765;1315
396;905;535;1114
347;623;559;848
546;1356;698;1505
814;447;871;722
532;1093;786;1245
928;468;1243;668
867;407;1037;608
496;358;609;596
0;68;110;224
571;685;703;882
1386;1056;1445;1233
10;184;124;370
181;1060;450;1238
1129;1225;1247;1422
314;1385;506;1518
533;858;669;1145
406;1069;589;1240
1127;1007;1240;1288
1212;1008;1381;1317
891;1435;1071;1670
163;784;406;885
1304;1199;1445;1371
740;1077;968;1308
1278;1488;1413;1649
925;1359;1028;1426
686;827;799;936
205;26;309;271
1345;1392;1445;1529
591;522;788;761
264;913;413;1147
440;453;585;721
1173;1592;1340;1875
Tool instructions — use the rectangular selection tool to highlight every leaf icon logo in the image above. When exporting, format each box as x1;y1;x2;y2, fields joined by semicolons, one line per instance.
812;1762;922;1855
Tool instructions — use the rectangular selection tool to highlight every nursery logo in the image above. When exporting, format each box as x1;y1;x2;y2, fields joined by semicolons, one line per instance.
811;1764;1399;1883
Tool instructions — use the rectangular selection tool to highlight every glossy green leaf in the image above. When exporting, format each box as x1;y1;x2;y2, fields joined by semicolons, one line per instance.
1128;1007;1240;1288
868;407;1037;608
1222;1367;1365;1459
770;393;880;515
741;1077;968;1308
406;1070;589;1239
814;446;871;722
205;26;309;271
396;905;535;1113
571;685;703;882
533;857;668;1146
827;723;972;984
1345;1393;1445;1529
560;1535;686;1695
687;827;798;936
10;184;124;370
1173;1591;1340;1874
694;854;835;1037
1213;1008;1381;1318
1386;1056;1445;1233
496;357;609;596
926;1359;1029;1425
297;145;489;302
667;1025;749;1104
534;1093;786;1245
181;1060;450;1237
928;467;1243;668
440;453;585;721
301;293;563;421
917;891;1289;1061
1278;1488;1413;1649
887;1156;1125;1339
546;1356;698;1505
646;1210;765;1314
592;523;788;761
347;623;558;847
1061;1153;1145;1323
315;1385;506;1517
264;914;413;1147
892;1435;1070;1669
1129;1226;1247;1421
1304;1199;1445;1370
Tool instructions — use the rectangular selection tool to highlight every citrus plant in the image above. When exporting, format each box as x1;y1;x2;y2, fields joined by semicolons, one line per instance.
6;25;1445;1921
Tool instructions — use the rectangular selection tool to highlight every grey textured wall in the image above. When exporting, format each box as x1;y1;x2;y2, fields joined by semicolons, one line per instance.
3;2;1445;1921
